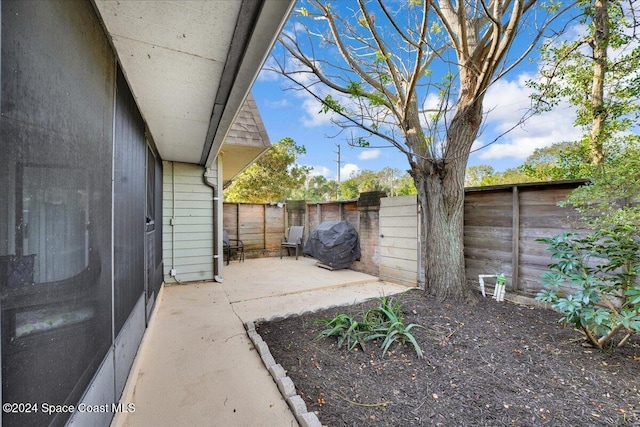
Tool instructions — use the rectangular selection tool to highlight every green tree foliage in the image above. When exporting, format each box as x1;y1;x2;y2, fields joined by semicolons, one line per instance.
339;177;362;200
520;141;592;181
465;164;535;187
291;175;338;202
340;170;384;199
528;0;640;226
224;137;310;203
291;168;417;201
340;169;416;199
532;1;640;350
466;138;636;187
529;0;640;167
565;144;640;229
465;165;495;187
478;168;531;186
394;173;418;196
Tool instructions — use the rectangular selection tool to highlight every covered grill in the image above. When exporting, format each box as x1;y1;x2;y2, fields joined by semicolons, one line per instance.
303;221;361;269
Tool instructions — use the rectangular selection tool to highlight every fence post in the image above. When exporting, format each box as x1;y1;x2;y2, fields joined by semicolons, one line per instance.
236;203;240;241
511;186;520;291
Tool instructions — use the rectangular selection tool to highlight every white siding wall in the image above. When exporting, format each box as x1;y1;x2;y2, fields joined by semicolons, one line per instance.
163;162;215;283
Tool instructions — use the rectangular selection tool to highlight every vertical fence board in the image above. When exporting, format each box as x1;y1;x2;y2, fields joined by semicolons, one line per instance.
512;187;520;291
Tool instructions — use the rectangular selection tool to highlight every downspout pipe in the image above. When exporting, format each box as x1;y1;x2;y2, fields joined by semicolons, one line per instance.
204;166;223;282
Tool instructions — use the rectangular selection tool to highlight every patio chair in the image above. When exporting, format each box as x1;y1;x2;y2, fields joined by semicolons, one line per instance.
280;226;304;260
223;230;244;265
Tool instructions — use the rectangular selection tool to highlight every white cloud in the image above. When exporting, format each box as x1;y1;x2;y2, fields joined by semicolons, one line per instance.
263;57;341;128
483;73;536;127
358;148;381;160
264;98;291;108
262;53;392;131
473;73;580;161
470;140;484;152
476;107;580;160
340;163;360;178
422;93;443;111
280;21;307;40
257;57;281;82
477;19;640;164
308;165;332;178
307;163;360;180
300;96;336;127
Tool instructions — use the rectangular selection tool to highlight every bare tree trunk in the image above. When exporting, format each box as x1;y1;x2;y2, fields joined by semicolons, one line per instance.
590;0;609;165
414;170;470;301
411;102;482;303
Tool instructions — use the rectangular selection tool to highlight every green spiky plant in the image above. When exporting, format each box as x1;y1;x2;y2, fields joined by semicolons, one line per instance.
364;296;424;358
315;295;424;358
315;313;369;351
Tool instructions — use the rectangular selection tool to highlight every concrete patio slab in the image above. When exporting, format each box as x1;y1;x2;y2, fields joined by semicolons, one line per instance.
111;257;411;427
223;257;409;323
222;256;390;303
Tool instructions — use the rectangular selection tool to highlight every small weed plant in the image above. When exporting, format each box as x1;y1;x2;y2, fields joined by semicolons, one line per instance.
536;224;640;349
315;295;424;358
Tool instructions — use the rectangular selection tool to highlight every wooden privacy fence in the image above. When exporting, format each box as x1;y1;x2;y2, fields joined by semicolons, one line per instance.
223;180;589;296
464;180;588;295
222;200;361;252
223;196;381;275
223;203;287;251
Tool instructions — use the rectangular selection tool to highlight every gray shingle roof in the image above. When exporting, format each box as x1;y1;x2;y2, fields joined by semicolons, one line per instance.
224;93;270;149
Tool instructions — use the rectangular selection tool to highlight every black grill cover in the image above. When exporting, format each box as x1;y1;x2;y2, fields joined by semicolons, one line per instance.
303;220;361;269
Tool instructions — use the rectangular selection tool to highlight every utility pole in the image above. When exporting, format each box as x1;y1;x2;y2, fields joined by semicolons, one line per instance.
335;143;341;200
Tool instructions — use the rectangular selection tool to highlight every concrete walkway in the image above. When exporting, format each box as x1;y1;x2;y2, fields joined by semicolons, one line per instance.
111;257;410;427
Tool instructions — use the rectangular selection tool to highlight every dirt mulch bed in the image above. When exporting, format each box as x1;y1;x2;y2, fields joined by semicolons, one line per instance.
256;289;640;426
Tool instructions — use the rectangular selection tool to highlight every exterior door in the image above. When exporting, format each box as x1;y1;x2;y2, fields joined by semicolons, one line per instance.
145;146;157;320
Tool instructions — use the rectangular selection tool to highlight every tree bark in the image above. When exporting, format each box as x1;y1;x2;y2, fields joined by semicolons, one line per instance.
415;170;470;302
411;101;483;303
590;0;609;165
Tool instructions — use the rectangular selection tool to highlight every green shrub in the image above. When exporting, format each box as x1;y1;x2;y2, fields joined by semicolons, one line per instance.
536;224;640;349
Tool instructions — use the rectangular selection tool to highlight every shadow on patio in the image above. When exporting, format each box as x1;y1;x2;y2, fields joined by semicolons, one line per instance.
112;257;411;427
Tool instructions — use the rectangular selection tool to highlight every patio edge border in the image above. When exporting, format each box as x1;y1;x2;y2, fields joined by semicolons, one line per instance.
245;321;322;427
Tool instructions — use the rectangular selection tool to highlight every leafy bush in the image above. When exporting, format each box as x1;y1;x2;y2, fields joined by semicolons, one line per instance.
315;295;424;358
536;224;640;349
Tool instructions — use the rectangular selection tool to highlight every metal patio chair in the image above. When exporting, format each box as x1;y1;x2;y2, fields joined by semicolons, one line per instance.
280;226;304;260
223;230;244;265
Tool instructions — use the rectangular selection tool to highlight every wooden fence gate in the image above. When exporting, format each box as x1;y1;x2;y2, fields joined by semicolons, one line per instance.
379;195;419;287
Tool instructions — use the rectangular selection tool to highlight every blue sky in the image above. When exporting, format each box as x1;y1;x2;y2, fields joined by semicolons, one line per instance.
250;5;583;181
